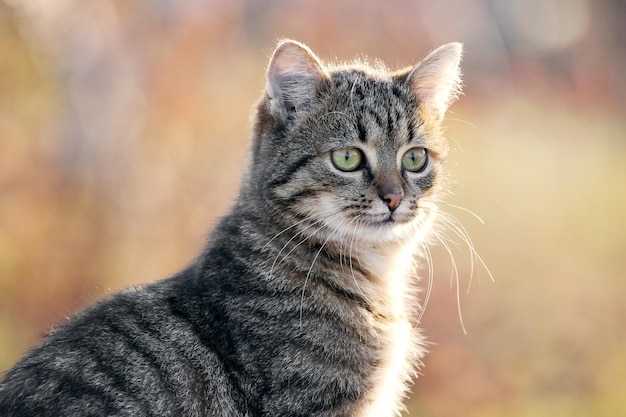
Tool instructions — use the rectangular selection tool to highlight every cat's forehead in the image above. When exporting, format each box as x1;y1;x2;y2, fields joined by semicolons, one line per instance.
322;67;420;149
328;68;413;103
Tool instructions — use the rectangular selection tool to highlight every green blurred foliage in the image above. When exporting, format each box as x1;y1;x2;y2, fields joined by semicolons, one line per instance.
1;1;625;416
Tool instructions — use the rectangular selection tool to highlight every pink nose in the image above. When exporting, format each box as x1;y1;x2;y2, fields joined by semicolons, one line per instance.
382;190;403;211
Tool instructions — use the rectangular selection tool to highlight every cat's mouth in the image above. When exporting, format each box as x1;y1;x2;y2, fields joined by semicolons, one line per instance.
382;215;397;224
365;211;414;226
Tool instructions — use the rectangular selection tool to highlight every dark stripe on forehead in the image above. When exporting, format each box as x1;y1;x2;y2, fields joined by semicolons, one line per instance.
391;84;404;99
357;119;367;143
408;115;423;144
386;107;396;140
365;107;385;130
408;118;415;144
395;107;412;145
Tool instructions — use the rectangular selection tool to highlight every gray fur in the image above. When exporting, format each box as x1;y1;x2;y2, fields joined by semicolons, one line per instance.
0;40;462;417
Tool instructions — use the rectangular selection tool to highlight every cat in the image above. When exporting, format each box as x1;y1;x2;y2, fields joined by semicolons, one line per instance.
0;39;463;417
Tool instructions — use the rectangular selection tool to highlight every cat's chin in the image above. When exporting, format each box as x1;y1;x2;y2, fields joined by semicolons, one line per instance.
357;219;428;245
356;207;438;243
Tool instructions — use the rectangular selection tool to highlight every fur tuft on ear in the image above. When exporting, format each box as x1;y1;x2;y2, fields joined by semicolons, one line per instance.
406;42;463;121
266;40;328;119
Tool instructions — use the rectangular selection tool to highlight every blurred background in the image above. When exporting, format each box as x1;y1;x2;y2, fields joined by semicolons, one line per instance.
0;0;625;415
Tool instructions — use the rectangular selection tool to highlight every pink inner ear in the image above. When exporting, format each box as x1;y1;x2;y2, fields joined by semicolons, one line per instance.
408;43;463;120
266;41;327;116
267;41;326;93
270;44;322;77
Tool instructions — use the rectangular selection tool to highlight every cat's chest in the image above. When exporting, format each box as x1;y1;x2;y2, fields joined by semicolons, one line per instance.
354;244;424;417
357;243;419;315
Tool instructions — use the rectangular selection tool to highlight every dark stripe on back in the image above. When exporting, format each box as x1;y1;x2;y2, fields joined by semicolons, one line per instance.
55;371;119;412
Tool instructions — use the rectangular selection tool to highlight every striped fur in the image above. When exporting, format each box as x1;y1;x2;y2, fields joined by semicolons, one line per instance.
0;40;462;416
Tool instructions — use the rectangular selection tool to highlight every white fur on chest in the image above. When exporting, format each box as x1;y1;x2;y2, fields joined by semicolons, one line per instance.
355;242;425;417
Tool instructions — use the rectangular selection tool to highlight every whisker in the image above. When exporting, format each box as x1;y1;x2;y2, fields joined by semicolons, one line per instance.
269;227;309;279
300;217;347;325
347;214;371;305
420;201;492;334
349;77;361;123
416;242;434;328
261;214;315;252
352;217;366;270
432;230;459;291
432;231;466;335
438;211;494;288
442;202;485;224
273;217;331;277
454;258;468;336
268;208;342;279
445;117;488;141
437;213;476;289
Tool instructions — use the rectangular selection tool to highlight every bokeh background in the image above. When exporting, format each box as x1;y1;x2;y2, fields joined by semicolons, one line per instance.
1;1;625;416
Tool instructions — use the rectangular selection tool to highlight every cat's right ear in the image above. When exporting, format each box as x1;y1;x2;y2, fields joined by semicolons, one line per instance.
401;42;463;122
266;40;328;119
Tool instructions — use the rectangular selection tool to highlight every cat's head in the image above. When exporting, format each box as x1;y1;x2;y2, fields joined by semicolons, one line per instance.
246;40;462;247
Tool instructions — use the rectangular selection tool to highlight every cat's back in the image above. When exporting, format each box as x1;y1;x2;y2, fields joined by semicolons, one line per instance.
0;265;246;417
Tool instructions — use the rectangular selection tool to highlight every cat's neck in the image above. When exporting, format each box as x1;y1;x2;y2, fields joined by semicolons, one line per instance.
214;204;425;315
276;213;424;317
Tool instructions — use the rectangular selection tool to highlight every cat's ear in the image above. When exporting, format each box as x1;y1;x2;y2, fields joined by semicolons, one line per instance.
401;42;463;121
266;40;328;119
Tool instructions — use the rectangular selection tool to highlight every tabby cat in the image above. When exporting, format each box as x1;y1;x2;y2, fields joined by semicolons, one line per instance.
0;39;463;416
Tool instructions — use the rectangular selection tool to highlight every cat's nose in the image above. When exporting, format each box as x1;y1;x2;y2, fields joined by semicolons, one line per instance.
381;190;404;211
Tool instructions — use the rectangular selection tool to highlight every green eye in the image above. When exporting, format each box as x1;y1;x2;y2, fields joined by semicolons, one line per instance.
401;147;428;172
331;148;363;172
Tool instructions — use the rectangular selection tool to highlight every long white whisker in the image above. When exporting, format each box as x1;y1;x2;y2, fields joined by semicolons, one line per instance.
421;201;492;334
454;260;467;336
442;202;485;224
352;217;366;270
269;218;320;278
416;242;434;328
438;211;494;288
268;208;342;279
262;214;316;252
275;218;330;275
433;230;459;291
347;214;371;305
445;117;488;140
299;216;346;325
437;214;475;289
432;231;466;335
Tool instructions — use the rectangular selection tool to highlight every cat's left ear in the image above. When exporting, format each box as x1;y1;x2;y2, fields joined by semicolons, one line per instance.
266;40;328;119
399;42;463;121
